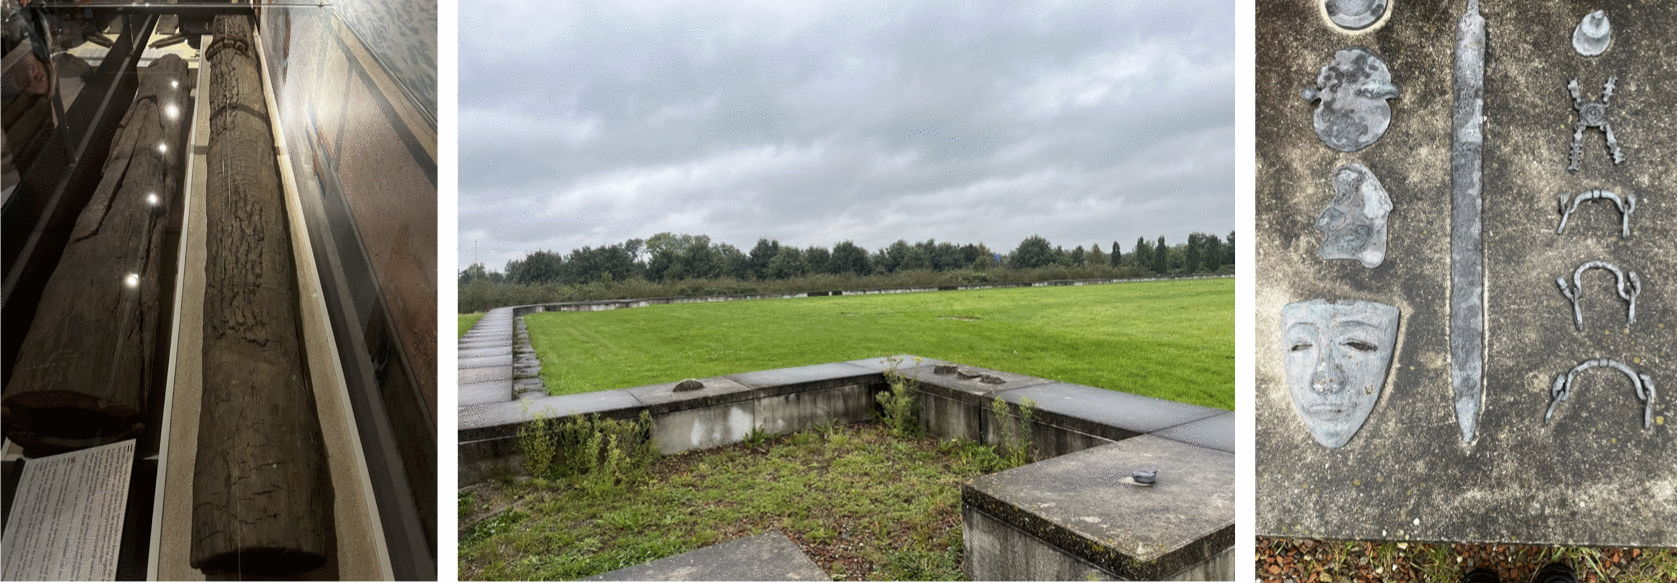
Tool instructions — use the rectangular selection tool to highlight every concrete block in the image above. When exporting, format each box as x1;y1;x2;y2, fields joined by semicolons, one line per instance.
458;380;513;407
843;354;949;374
583;530;827;581
458;389;644;442
458;346;510;359
963;435;1234;581
626;376;754;412
652;403;755;455
459;354;513;369
1151;411;1234;454
753;384;874;436
726;361;878;389
459;365;512;384
998;382;1226;438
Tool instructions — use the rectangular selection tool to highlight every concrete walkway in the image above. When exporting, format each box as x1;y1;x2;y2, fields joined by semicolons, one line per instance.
457;308;515;407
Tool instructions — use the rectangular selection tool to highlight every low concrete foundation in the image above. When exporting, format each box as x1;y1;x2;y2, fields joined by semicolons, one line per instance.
454;349;1236;580
962;435;1235;581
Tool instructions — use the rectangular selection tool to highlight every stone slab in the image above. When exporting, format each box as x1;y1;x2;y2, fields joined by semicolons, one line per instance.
583;531;827;581
457;338;511;351
458;365;511;384
1256;0;1677;547
842;354;950;374
897;362;1056;398
996;382;1227;437
458;354;512;369
457;380;513;407
625;376;754;410
725;361;878;389
1150;411;1235;454
457;346;510;359
458;389;644;441
963;435;1234;580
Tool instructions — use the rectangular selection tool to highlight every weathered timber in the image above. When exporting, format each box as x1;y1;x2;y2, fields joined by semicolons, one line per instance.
1;53;188;457
190;15;333;576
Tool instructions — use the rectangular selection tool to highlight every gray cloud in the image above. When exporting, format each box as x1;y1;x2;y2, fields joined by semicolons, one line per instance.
459;0;1234;271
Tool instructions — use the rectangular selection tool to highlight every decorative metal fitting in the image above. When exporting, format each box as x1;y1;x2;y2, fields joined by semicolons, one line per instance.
1556;189;1635;238
1556;260;1640;332
1325;0;1387;31
1573;10;1611;57
1568;77;1624;172
1302;47;1400;152
1546;358;1656;429
1131;469;1157;485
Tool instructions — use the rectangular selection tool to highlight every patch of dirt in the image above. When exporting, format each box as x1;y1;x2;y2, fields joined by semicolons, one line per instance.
939;315;980;321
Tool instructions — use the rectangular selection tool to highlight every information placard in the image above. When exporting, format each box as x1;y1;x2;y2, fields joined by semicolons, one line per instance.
1;439;135;581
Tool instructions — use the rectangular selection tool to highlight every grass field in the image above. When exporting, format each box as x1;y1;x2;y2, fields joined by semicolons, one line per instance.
459;312;485;338
459;422;1009;580
521;277;1233;410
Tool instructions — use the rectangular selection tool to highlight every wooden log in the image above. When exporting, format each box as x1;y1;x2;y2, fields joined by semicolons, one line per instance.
0;53;188;457
190;15;333;576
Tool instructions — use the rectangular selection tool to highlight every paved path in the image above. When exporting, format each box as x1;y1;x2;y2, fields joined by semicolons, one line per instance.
457;308;515;407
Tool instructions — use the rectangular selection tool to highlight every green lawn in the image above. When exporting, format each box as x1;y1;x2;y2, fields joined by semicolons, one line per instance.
459;312;485;338
459;422;1007;580
523;277;1233;410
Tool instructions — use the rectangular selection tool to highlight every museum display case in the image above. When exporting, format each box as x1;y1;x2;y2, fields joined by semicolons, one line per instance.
2;1;435;579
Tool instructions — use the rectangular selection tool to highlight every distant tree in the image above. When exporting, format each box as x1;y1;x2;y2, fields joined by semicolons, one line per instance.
1185;234;1201;274
1153;236;1168;274
971;243;996;270
748;238;781;280
900;245;931;271
1009;235;1055;269
804;245;831;274
881;240;912;274
1133;237;1151;271
715;242;748;280
829;241;871;275
1070;245;1086;266
511;249;565;284
1110;241;1122;267
1087;243;1106;266
1200;232;1221;272
931;241;961;271
1225;231;1236;268
459;263;489;285
767;246;806;279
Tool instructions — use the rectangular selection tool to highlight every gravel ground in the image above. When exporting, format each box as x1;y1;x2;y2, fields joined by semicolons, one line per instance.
1256;538;1677;583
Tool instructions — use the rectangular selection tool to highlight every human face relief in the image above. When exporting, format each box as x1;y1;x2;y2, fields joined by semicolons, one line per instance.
1282;299;1400;448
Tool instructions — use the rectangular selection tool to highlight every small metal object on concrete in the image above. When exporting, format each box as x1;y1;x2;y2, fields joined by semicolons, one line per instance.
673;378;704;392
1281;299;1401;448
1301;47;1400;152
1315;162;1393;268
1450;0;1487;445
1546;359;1656;429
1557;189;1635;237
1325;0;1388;31
934;364;959;375
1556;260;1640;331
1573;10;1612;57
1568;76;1625;172
1132;469;1157;485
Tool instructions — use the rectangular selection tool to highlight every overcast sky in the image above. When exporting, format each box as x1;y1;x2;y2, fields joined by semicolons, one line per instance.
458;0;1233;272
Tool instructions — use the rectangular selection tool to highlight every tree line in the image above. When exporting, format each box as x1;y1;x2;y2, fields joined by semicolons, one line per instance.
461;231;1235;289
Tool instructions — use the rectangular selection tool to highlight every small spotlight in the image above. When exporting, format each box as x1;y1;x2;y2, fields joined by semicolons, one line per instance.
170;79;179;89
124;273;141;289
145;193;160;206
158;142;168;154
165;104;180;120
